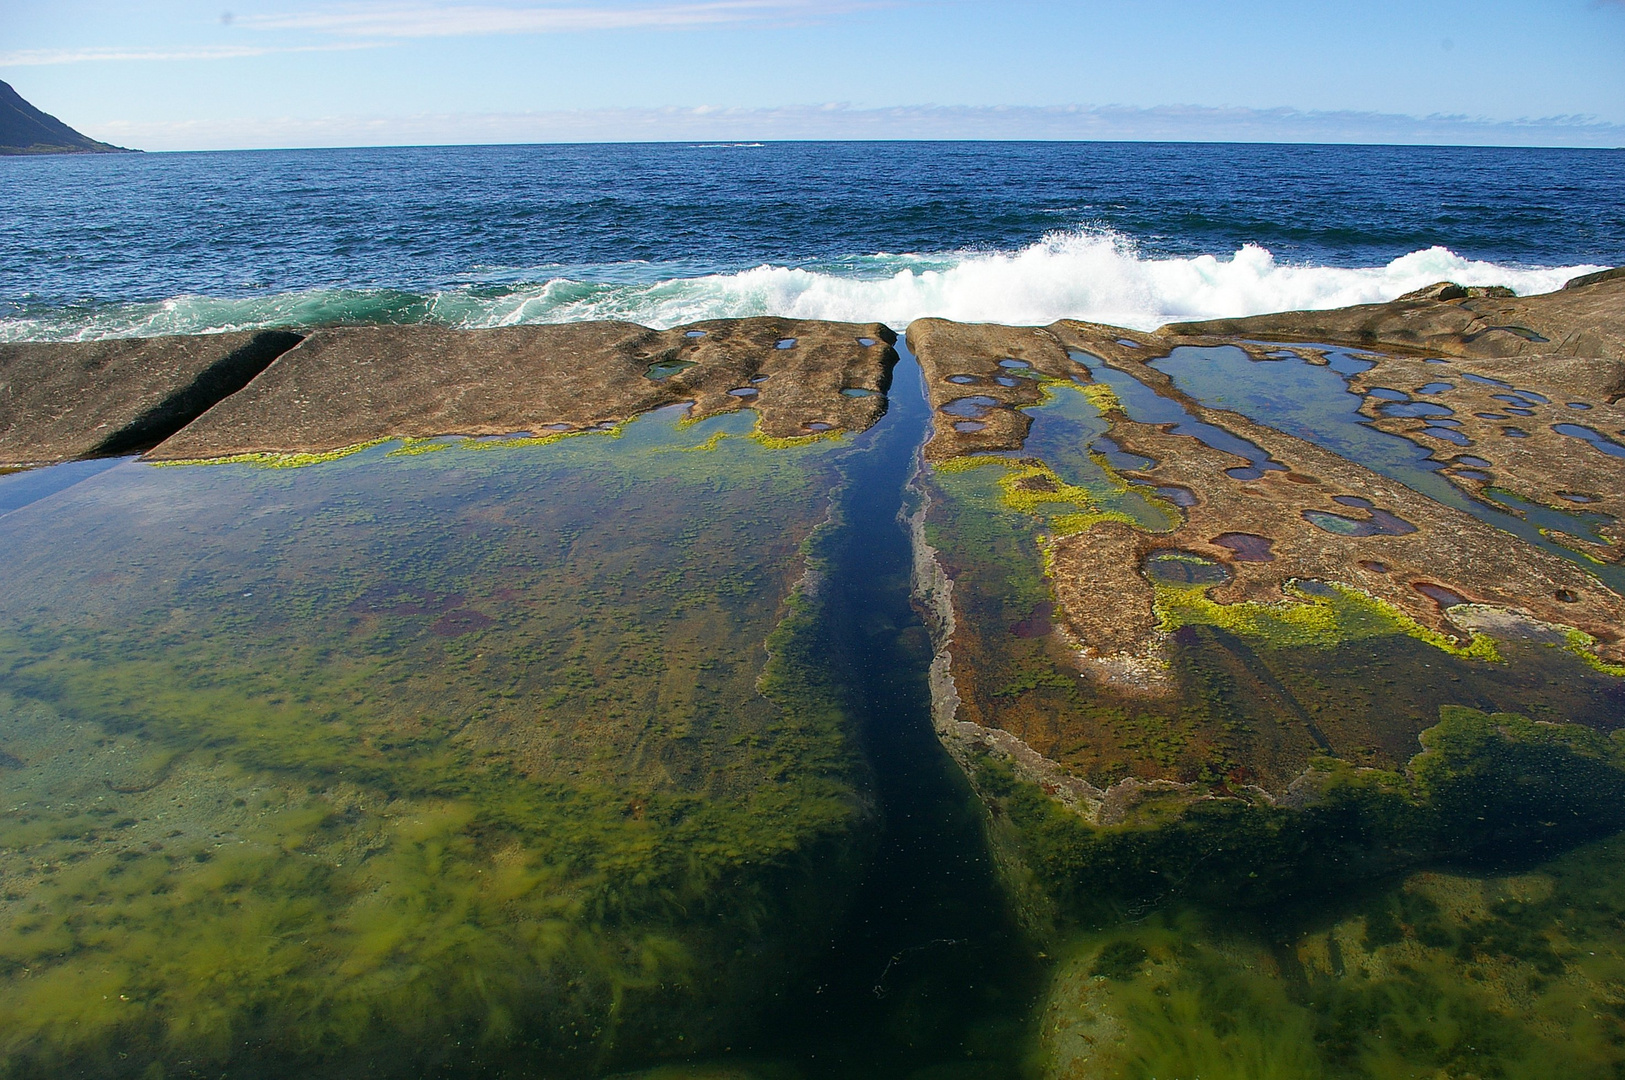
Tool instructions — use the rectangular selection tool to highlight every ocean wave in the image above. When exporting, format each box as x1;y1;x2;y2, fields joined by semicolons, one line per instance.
0;230;1600;342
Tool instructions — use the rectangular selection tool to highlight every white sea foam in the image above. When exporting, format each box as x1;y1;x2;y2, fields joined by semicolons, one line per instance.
0;230;1601;342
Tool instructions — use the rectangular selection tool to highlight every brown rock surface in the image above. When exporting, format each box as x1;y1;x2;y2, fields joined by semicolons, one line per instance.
913;311;1625;799
1160;270;1625;363
1062;380;1625;668
1343;351;1625;561
911;317;1625;676
147;318;896;459
906;318;1077;460
0;330;304;466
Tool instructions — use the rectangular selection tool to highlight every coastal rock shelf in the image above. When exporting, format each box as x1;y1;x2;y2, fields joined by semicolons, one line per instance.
1163;268;1625;364
906;270;1625;884
3;275;1625;1079
0;329;304;465
1343;349;1625;561
0;317;897;468
904;272;1625;1079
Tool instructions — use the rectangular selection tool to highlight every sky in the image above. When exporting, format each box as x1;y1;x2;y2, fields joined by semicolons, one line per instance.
3;0;1624;149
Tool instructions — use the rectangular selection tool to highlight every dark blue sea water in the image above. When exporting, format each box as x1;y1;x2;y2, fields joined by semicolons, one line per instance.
2;141;1621;339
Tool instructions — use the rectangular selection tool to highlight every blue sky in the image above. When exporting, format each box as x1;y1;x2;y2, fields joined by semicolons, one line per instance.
3;0;1623;149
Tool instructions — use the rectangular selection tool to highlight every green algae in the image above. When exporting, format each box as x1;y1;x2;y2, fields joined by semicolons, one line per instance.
935;455;1149;542
1563;628;1625;676
971;705;1625;926
1154;579;1504;662
681;430;732;453
1040;829;1625;1079
154;438;393;469
0;405;876;1078
749;428;845;451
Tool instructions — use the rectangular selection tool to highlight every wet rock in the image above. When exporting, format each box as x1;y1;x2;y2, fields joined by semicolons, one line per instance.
906;318;1077;461
1398;281;1470;302
1340;350;1625;561
1565;265;1625;290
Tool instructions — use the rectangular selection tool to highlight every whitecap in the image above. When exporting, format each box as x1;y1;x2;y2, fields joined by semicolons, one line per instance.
0;229;1601;341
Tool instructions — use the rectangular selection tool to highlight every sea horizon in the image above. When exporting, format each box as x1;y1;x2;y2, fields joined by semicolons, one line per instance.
4;140;1620;343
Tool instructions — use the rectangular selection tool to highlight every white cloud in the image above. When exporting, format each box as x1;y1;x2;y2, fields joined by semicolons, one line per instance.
89;103;1625;152
0;1;880;68
0;42;381;67
239;0;875;38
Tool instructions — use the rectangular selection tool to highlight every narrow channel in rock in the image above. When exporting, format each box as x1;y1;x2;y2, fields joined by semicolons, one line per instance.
738;336;1043;1078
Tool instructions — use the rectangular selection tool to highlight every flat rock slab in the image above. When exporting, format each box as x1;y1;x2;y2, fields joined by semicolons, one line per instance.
906;318;1076;461
1342;351;1625;561
0;330;304;467
151;318;896;459
1161;270;1625;364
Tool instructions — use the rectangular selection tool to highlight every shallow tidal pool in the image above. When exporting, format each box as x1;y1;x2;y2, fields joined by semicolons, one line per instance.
0;406;889;1077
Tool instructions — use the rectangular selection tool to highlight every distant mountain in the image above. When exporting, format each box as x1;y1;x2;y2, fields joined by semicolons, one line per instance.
1;80;131;155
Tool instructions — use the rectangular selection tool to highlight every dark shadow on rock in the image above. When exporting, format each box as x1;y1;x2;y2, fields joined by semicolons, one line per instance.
90;330;304;456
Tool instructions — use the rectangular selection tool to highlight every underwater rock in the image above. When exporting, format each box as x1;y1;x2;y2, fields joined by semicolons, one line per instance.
0;330;304;466
0;397;883;1077
1038;829;1625;1080
149;318;896;459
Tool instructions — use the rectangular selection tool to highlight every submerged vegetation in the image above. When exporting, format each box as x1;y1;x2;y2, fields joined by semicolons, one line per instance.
974;705;1625;920
0;408;877;1077
1041;829;1625;1079
2;347;1622;1080
918;378;1625;1077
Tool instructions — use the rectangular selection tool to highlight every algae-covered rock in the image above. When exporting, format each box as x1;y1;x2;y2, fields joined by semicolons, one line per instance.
1039;830;1625;1080
907;308;1625;938
0;406;881;1078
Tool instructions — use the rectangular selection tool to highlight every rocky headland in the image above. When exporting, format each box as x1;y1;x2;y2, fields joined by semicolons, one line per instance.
0;79;130;155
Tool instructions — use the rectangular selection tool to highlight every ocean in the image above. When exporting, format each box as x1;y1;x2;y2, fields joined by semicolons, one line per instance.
3;140;1621;340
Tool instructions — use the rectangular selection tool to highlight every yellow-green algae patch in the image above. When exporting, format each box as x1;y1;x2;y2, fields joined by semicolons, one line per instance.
157;420;640;469
0;405;875;1078
929;454;1172;541
1153;579;1504;661
748;427;847;451
153;438;392;469
1565;628;1625;676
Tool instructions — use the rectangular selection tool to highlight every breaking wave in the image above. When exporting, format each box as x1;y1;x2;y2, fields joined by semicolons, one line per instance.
0;230;1600;342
